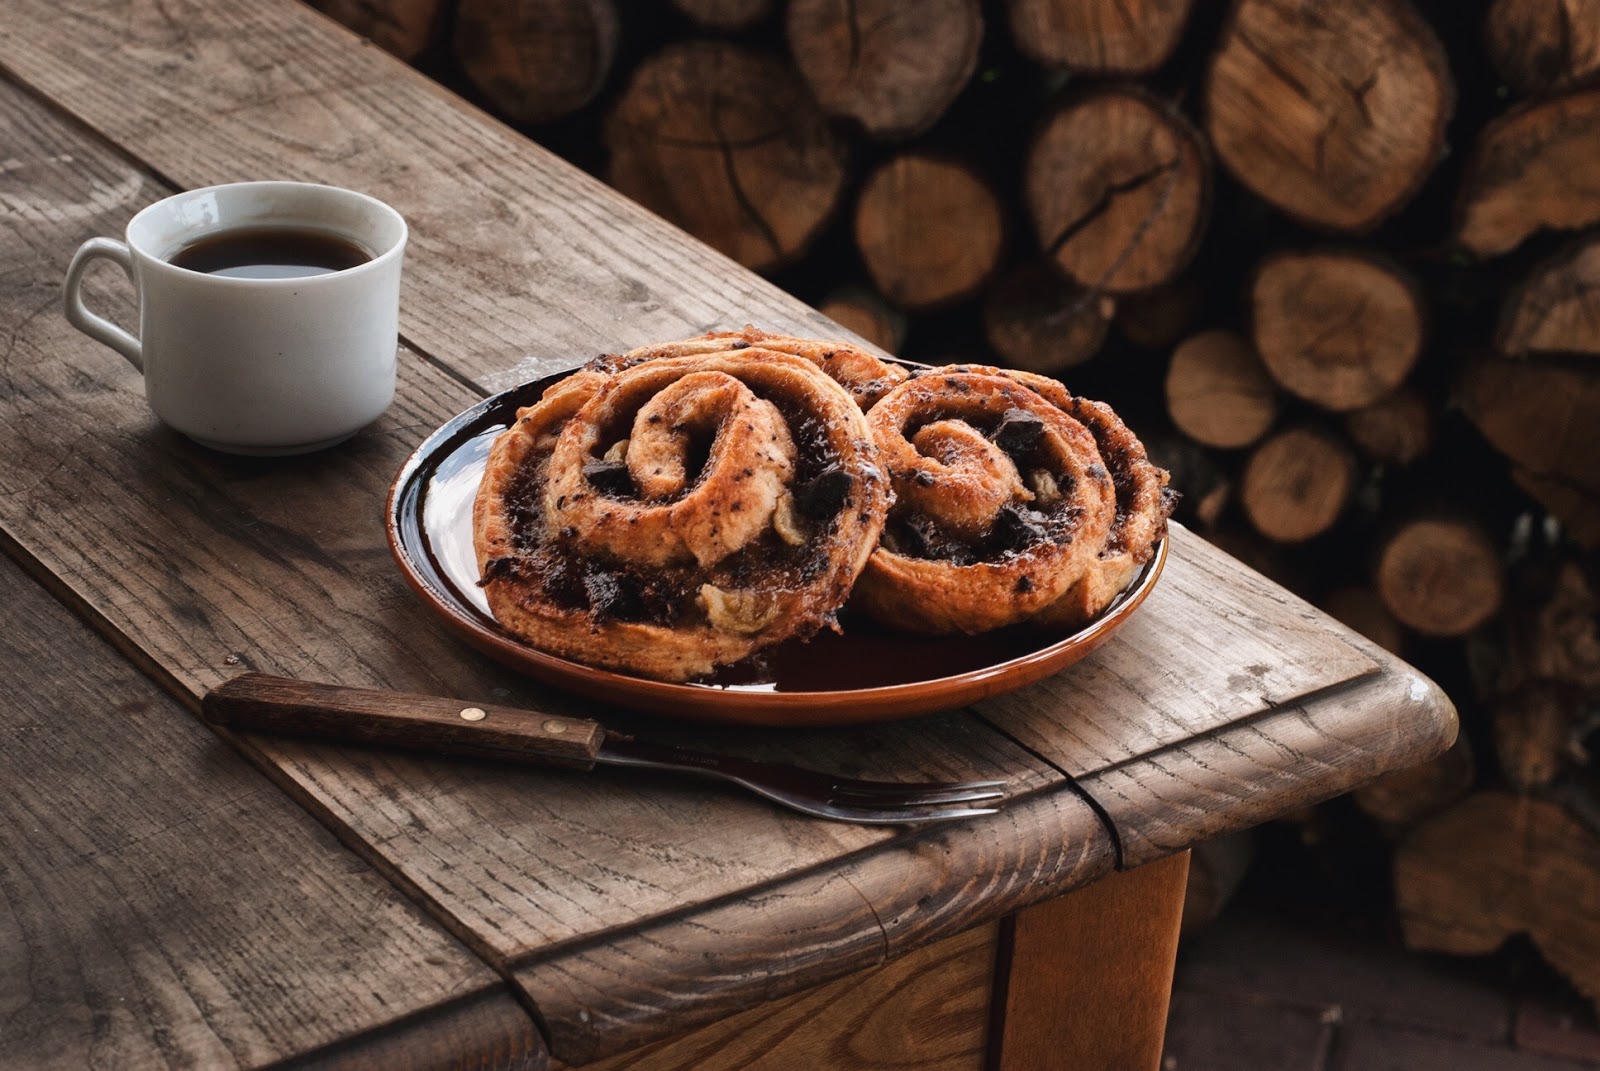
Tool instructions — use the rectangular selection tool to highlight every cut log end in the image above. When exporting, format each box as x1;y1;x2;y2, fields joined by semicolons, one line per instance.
1460;355;1600;546
1376;519;1505;637
605;42;846;273
787;0;981;140
454;0;619;124
982;262;1111;374
1456;89;1600;258
1396;792;1600;1020
1343;388;1434;466
1164;329;1280;449
1025;87;1210;294
1006;0;1195;74
856;154;1004;309
1251;251;1424;412
1205;0;1453;232
1498;235;1600;360
309;0;444;61
818;287;906;355
1353;735;1473;831
1485;0;1600;96
1239;425;1356;543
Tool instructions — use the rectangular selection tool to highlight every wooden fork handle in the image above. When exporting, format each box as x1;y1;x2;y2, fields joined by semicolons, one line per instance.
202;673;605;771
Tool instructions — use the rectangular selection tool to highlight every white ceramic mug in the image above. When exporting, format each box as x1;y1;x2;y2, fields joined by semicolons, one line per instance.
63;181;407;455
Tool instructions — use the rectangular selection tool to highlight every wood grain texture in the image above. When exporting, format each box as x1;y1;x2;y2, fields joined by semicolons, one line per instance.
1205;0;1453;233
0;0;1462;1061
0;60;1059;993
972;525;1378;777
0;0;851;393
514;788;1112;1063
786;0;982;141
551;924;997;1071
1081;623;1457;867
0;554;538;1070
999;851;1189;1071
1456;89;1600;258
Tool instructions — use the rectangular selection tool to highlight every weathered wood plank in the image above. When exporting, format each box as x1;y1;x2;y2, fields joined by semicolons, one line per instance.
514;789;1112;1063
1080;628;1457;868
0;74;1060;984
551;924;998;1071
998;852;1188;1071
0;0;1381;799
0;552;538;1070
0;0;849;393
974;527;1379;775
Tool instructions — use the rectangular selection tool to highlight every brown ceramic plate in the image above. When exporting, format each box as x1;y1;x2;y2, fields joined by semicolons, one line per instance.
386;366;1166;725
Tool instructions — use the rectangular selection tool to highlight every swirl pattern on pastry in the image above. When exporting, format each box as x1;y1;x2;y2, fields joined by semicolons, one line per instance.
600;326;910;410
852;366;1172;634
473;348;891;681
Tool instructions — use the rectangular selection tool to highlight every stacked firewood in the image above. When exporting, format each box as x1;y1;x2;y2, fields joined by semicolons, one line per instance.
309;0;1600;1013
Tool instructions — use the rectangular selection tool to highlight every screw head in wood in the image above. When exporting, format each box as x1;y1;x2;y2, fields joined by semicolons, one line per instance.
459;707;488;722
542;719;568;734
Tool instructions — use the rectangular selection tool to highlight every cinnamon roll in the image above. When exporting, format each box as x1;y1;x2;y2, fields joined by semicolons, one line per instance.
602;326;910;410
473;347;891;682
852;366;1173;635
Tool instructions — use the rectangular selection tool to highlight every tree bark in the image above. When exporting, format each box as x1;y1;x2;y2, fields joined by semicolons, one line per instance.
1239;425;1356;542
786;0;982;140
605;42;847;273
1250;250;1425;412
1025;86;1210;294
1164;329;1279;449
454;0;619;124
1485;0;1600;96
1375;518;1505;637
982;261;1112;374
855;154;1004;308
1004;0;1195;75
1456;88;1600;258
1205;0;1453;232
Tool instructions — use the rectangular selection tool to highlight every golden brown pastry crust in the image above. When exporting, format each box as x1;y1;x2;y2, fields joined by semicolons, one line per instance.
473;346;890;682
605;326;910;410
853;365;1172;634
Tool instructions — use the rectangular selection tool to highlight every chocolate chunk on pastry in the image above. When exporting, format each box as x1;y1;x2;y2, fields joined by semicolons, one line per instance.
473;348;891;682
852;366;1173;635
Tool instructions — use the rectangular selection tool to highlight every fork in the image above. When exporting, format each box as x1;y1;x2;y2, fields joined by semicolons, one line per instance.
203;674;1008;825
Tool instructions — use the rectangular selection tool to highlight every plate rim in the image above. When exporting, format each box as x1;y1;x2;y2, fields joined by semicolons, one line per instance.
385;366;1167;724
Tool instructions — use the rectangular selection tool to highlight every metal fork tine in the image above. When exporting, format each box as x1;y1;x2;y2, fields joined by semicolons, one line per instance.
825;782;1008;807
823;775;1009;797
819;804;1003;825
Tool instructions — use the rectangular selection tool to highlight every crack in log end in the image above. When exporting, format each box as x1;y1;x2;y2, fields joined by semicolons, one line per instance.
1046;159;1180;258
1233;27;1314;104
710;84;785;263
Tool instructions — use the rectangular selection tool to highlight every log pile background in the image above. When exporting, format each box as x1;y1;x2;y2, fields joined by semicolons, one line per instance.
309;0;1600;1017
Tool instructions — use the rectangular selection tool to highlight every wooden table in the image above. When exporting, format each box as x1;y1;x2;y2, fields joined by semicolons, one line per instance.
0;2;1456;1068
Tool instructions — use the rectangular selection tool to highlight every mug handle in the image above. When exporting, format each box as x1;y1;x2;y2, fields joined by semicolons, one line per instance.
63;237;143;371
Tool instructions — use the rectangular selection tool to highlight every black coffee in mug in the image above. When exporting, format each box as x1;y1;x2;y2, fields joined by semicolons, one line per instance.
170;227;371;279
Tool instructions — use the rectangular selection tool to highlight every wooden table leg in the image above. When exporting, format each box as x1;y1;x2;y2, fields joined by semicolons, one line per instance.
994;850;1190;1071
